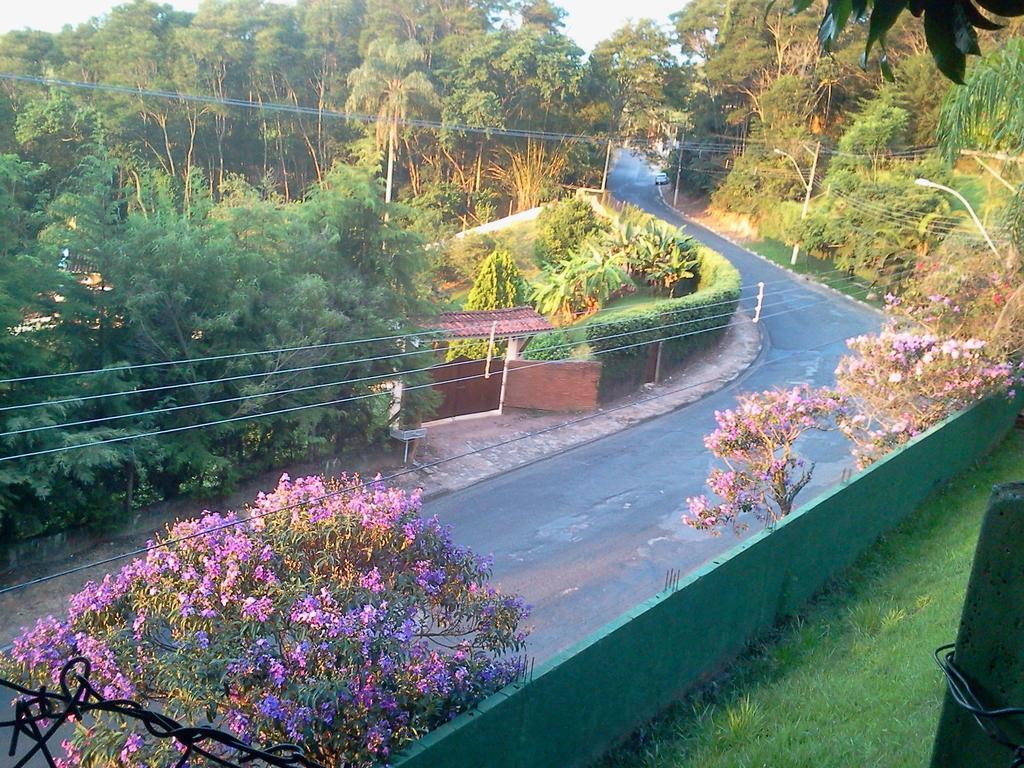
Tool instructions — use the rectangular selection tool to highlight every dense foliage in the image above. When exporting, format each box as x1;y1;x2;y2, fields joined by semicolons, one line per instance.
674;2;1023;304
0;158;442;541
0;0;677;223
835;326;1017;466
522;329;575;361
533;204;700;318
893;250;1024;357
534;198;608;268
0;0;693;544
4;473;529;767
437;233;498;284
584;245;740;366
793;91;957;285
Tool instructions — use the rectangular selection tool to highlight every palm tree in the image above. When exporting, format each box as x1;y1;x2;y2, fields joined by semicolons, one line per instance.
346;39;437;204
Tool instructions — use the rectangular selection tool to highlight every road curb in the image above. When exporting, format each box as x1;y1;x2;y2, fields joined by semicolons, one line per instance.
418;312;764;505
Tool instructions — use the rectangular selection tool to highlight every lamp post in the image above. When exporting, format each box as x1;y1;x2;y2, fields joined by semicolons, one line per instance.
673;128;685;208
914;177;1002;261
775;142;820;266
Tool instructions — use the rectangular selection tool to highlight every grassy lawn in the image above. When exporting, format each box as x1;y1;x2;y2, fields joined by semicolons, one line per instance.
549;288;664;359
600;428;1024;768
583;288;661;323
748;238;883;307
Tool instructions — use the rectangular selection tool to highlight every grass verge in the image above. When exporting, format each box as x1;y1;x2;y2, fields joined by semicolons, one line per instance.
598;428;1024;768
748;238;883;307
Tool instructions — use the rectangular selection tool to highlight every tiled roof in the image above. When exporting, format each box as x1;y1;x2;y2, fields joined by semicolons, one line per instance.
436;306;554;339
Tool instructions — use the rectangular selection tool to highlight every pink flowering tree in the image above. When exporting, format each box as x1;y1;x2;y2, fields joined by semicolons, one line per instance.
684;386;843;535
3;474;528;767
835;328;1018;467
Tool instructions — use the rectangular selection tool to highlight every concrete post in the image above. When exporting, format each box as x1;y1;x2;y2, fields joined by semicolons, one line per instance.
931;483;1024;767
498;337;520;414
601;139;613;198
791;141;820;266
673;131;685;208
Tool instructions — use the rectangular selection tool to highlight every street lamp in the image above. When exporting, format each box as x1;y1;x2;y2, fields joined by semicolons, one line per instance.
773;148;807;188
914;177;1001;261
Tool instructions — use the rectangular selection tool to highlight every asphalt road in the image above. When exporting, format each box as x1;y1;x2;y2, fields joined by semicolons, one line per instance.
423;151;882;663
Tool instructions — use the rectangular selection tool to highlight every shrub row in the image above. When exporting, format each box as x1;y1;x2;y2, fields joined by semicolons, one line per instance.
522;329;576;361
585;244;741;371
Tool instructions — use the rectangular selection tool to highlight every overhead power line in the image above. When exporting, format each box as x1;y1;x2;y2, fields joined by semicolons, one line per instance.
0;276;833;414
1;72;946;164
0;326;445;386
0;291;792;438
0;265;806;389
0;290;861;463
0;274;876;440
0;72;608;145
0;325;866;599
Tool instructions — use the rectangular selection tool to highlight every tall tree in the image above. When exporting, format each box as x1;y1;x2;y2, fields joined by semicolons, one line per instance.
346;38;437;203
589;20;678;140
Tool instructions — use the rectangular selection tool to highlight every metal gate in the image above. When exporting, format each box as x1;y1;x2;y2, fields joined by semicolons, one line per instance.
430;356;503;420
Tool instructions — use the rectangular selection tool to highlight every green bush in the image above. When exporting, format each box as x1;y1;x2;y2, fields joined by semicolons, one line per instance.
437;233;497;283
585;245;741;379
758;200;804;244
447;248;529;361
534;197;608;267
522;330;575;361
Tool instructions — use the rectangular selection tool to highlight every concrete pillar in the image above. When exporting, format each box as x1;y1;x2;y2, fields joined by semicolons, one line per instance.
931;482;1024;767
498;337;521;414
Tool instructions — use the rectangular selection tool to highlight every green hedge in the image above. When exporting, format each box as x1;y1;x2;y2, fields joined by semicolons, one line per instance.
522;330;575;361
585;244;740;396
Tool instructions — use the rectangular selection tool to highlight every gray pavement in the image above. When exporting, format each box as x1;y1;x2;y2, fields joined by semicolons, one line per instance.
425;151;883;663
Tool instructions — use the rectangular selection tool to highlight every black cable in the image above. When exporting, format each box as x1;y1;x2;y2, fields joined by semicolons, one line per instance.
0;656;324;768
934;643;1024;766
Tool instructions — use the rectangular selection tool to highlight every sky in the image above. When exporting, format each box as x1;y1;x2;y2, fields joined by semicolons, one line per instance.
0;0;682;53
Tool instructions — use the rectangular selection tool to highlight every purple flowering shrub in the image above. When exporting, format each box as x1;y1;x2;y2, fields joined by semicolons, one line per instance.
891;246;1024;357
683;386;842;535
835;328;1018;467
4;474;529;767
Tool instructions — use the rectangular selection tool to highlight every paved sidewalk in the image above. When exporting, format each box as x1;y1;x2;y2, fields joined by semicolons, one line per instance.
396;311;761;499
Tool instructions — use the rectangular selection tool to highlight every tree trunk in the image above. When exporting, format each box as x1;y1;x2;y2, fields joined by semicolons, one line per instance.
124;461;136;517
385;120;397;204
475;138;484;192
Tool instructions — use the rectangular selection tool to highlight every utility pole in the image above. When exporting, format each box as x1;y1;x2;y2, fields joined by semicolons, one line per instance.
791;141;820;266
673;130;685;208
600;138;613;199
775;141;821;266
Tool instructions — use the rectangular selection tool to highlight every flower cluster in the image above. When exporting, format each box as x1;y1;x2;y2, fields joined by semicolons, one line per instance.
835;328;1018;466
889;234;1024;358
3;474;529;767
684;386;842;535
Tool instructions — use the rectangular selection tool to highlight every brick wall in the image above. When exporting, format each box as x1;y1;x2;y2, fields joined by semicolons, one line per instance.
502;360;601;412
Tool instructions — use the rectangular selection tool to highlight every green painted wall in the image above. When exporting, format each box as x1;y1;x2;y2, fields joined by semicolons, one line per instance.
396;395;1023;768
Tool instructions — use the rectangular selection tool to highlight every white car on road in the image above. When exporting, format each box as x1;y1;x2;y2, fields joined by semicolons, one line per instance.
654;172;669;186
